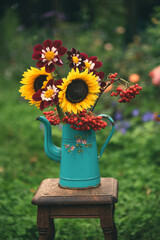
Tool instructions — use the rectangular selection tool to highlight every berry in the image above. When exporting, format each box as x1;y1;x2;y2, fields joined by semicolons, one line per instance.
43;111;61;126
108;72;119;83
44;110;108;131
62;111;108;131
111;84;142;103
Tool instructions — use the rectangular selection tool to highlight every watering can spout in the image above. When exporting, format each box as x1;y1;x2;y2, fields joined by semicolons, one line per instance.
37;116;61;162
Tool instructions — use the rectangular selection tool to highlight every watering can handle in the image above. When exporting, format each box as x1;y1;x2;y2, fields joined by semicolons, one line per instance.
98;114;115;159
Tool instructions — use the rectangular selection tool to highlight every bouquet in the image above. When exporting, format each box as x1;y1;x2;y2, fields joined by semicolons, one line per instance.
19;39;142;131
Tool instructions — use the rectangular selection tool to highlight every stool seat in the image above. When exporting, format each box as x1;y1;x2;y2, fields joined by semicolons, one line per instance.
32;178;118;205
32;178;118;240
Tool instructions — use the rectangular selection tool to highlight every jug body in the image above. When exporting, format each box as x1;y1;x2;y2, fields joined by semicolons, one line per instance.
37;114;115;189
59;124;101;188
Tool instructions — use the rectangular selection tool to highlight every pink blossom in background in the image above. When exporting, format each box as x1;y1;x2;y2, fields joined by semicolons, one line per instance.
149;66;160;86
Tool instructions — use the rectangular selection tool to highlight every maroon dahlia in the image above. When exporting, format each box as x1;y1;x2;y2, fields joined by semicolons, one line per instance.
32;79;62;110
80;53;103;72
94;71;106;90
32;39;67;73
67;48;86;71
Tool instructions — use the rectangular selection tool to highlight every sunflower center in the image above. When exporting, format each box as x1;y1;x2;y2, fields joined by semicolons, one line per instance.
34;75;47;92
44;89;54;98
66;79;88;103
72;56;79;64
45;51;55;61
85;62;91;69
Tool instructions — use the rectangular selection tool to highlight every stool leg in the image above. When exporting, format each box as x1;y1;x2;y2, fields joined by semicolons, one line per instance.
47;218;55;240
100;205;113;240
37;206;50;240
112;204;117;240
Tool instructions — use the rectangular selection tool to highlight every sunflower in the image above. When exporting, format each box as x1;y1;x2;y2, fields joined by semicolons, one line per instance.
58;68;100;114
19;67;53;108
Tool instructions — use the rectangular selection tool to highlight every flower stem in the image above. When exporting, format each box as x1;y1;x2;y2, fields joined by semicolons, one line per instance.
56;104;65;121
91;81;113;112
91;76;131;112
55;68;61;79
117;77;132;86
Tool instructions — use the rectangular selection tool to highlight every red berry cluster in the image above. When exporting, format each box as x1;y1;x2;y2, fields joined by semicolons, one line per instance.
62;110;107;131
111;84;142;103
108;73;118;83
43;109;61;125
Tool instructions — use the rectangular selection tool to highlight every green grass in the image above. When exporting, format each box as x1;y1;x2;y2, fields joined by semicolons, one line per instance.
0;80;160;240
1;5;160;239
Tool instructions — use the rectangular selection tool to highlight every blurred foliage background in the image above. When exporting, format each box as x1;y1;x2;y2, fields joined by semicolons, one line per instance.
0;1;160;239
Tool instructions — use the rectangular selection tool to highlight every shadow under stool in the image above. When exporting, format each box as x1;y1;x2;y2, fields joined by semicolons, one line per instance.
32;177;118;240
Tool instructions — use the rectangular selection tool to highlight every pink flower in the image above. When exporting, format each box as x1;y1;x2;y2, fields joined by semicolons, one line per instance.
70;146;75;151
32;39;67;73
66;144;70;148
76;139;81;144
149;66;160;86
82;139;87;144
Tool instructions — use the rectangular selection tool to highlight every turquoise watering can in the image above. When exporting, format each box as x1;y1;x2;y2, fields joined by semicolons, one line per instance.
37;114;115;189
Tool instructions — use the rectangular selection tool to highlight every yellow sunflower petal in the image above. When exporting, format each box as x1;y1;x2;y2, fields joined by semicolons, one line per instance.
58;68;100;114
19;67;52;108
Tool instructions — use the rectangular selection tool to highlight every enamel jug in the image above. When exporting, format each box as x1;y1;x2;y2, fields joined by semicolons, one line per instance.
37;114;115;189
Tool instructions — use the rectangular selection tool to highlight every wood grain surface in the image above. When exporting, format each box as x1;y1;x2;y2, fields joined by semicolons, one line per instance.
32;178;118;205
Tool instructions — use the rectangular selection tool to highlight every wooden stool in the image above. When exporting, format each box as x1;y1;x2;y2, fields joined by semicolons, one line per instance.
32;178;118;240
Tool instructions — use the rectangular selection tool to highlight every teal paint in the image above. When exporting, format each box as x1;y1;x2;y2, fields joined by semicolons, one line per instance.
37;116;61;162
37;114;115;189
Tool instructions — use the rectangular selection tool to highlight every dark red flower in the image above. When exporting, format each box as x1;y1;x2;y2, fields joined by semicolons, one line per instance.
80;53;103;72
32;39;67;73
93;71;106;91
32;79;62;110
67;48;86;71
